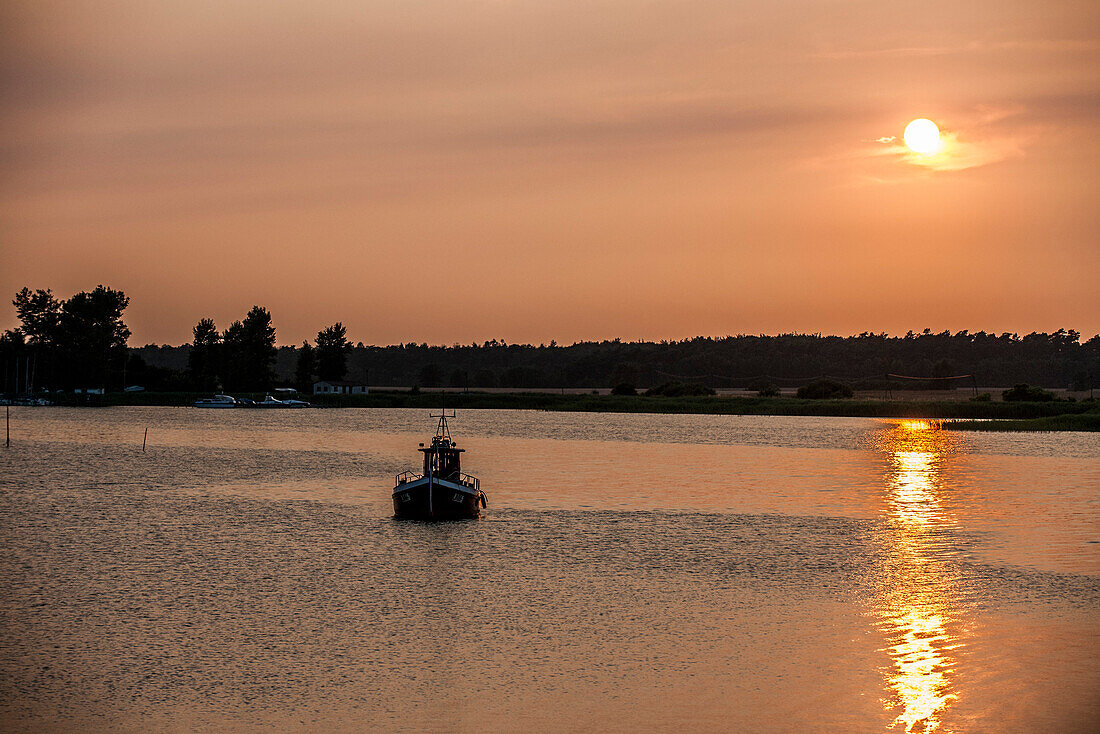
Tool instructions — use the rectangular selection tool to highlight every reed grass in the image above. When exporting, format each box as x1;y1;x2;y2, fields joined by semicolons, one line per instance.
944;412;1100;432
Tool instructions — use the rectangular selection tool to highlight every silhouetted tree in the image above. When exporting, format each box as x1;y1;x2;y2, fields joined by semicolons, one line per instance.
11;286;132;391
55;285;131;390
0;330;24;351
220;320;246;391
1;329;27;393
11;288;61;390
188;317;221;391
295;341;316;392
221;306;276;391
12;288;61;346
315;322;351;381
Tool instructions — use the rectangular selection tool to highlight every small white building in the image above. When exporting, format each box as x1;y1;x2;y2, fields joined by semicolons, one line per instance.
313;380;369;395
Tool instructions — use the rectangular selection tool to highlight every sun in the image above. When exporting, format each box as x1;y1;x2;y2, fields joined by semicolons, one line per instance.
904;119;941;155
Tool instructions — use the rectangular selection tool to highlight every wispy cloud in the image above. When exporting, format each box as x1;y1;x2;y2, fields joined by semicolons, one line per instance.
813;38;1100;60
868;105;1036;172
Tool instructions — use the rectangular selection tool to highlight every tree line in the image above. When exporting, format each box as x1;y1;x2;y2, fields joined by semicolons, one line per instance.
343;330;1098;390
135;329;1100;392
4;286;1098;393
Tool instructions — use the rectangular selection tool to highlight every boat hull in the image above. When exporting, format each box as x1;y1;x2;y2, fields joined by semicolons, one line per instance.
392;476;483;520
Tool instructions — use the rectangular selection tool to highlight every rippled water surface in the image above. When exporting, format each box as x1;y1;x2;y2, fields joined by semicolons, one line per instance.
1;407;1097;732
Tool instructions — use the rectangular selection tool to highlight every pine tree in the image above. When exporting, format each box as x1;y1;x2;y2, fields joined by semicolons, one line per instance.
221;306;276;391
188;318;221;390
315;322;351;381
295;341;316;393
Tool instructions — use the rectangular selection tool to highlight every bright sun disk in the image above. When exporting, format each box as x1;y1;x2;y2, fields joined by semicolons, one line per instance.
904;119;941;155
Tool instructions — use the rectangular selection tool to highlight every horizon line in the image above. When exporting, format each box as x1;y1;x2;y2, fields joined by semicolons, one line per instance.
129;327;1098;350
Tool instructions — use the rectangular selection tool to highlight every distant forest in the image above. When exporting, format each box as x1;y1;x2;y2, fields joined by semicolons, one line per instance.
134;329;1098;392
3;286;1097;393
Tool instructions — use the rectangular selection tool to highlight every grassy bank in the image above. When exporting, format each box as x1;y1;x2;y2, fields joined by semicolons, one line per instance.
49;389;1098;419
944;412;1100;432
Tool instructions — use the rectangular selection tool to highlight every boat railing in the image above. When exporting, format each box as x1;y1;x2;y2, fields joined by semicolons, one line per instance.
395;470;423;485
395;470;478;490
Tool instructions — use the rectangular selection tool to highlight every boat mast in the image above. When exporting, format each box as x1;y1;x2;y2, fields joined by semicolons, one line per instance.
428;392;457;518
432;390;454;441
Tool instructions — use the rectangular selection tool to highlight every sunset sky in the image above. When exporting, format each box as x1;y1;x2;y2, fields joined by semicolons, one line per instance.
1;0;1097;346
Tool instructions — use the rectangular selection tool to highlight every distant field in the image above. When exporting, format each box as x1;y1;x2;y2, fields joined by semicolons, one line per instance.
56;389;1098;420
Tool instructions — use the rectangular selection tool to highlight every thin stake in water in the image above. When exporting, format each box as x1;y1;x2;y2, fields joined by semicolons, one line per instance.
142;427;148;452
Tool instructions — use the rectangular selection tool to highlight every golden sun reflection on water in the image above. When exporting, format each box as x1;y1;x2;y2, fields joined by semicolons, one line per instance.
882;608;958;733
878;420;961;733
891;451;938;527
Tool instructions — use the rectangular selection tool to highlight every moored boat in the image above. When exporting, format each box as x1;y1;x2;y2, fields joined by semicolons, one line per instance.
194;394;238;408
392;410;486;520
257;394;311;408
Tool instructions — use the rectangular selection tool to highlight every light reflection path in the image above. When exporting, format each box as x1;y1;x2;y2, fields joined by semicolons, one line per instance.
876;421;963;733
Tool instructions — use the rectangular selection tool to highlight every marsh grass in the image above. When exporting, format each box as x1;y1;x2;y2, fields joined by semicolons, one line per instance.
944;412;1100;432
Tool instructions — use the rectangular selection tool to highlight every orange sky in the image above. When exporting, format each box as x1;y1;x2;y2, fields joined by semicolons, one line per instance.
1;1;1097;346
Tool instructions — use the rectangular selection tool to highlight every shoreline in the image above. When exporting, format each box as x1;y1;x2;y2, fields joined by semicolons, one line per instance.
27;390;1099;425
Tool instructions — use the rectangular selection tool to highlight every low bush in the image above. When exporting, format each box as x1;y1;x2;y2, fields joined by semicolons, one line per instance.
758;383;780;398
1002;384;1055;402
611;383;637;396
970;392;992;402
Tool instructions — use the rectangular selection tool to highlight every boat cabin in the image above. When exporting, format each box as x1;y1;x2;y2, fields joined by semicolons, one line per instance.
419;436;464;480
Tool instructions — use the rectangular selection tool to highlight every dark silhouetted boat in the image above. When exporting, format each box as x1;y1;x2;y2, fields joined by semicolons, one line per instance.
392;408;486;520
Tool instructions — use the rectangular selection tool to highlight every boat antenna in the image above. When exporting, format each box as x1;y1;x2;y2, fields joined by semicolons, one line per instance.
430;390;455;441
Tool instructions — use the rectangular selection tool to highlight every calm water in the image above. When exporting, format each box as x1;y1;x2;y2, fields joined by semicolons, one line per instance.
0;407;1097;732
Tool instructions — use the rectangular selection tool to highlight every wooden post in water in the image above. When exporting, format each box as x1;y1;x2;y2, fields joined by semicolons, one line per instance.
5;403;9;448
142;427;148;452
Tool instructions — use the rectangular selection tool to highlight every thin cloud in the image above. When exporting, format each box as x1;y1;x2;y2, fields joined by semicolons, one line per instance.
807;104;1041;181
813;38;1099;60
905;130;1029;172
867;105;1037;173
